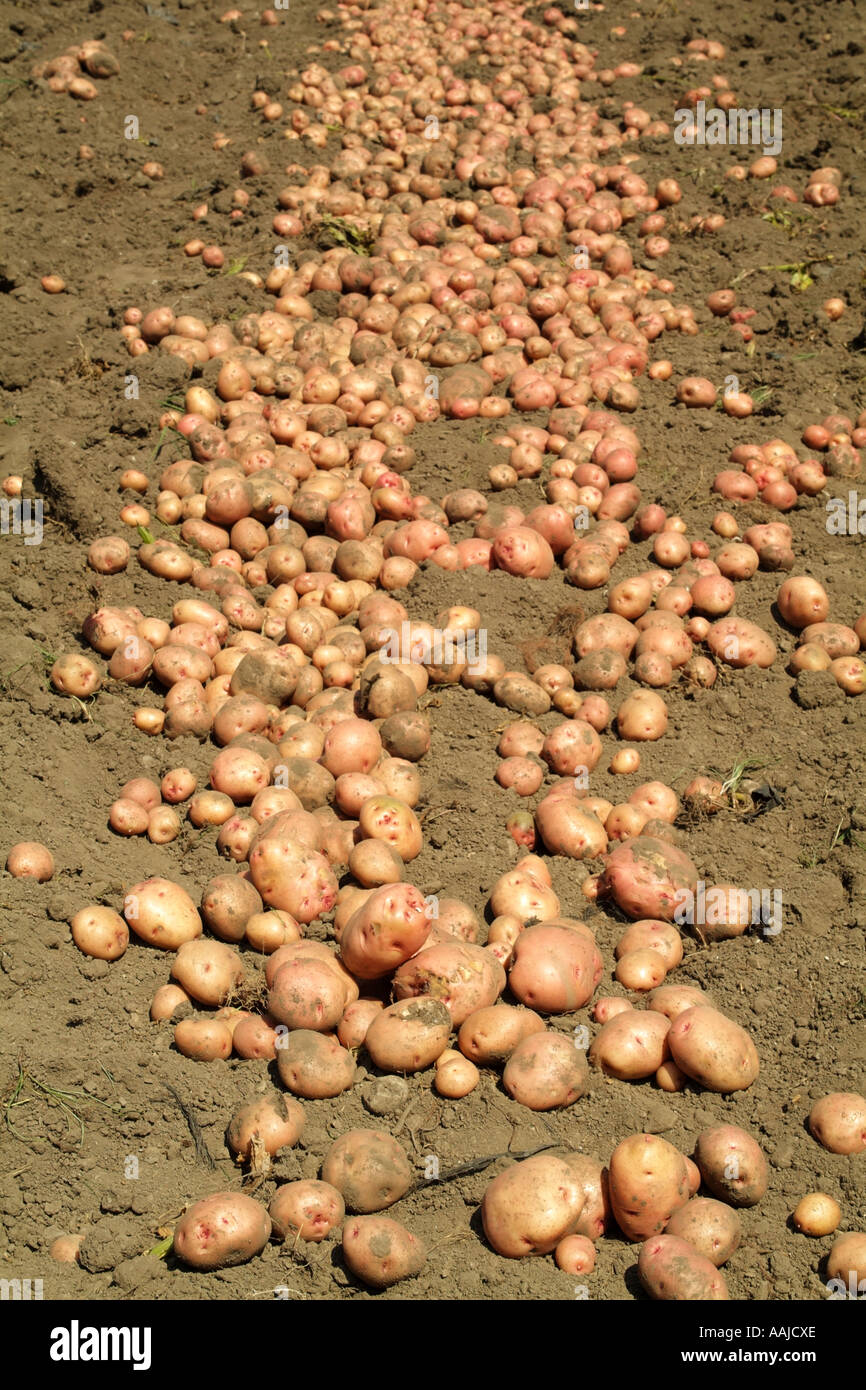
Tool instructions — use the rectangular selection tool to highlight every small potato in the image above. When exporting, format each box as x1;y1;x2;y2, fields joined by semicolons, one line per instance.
808;1092;866;1155
109;798;148;836
269;958;348;1031
364;998;452;1073
481;1153;586;1257
489;857;560;924
358;794;422;861
592;997;633;1024
792;1192;840;1237
665;1198;741;1266
171;939;245;1006
6;841;55;880
70;905;128;960
227;1093;305;1160
555;1233;596;1274
338;998;384;1050
434;1054;479;1097
615;920;682;969
694;1124;768;1207
458;1004;545;1065
617;689;668;741
276;1029;356;1099
614;948;668;991
589;1011;671;1081
321;1129;413;1213
638;1234;729;1300
244;909;301;954
342;1216;426;1289
124;877;202;950
174;1017;233;1061
668;1007;759;1093
50;1235;83;1264
50;653;102;698
232;1014;279;1060
502;1031;589;1110
173;1192;271;1269
269;1180;345;1243
150;983;190;1021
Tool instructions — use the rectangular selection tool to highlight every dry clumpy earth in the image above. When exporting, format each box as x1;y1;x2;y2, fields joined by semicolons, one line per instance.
0;0;864;1303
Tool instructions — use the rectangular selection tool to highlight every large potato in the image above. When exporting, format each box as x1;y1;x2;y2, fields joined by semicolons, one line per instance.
171;939;245;1006
481;1154;585;1257
342;1216;426;1289
808;1092;866;1155
502;1031;589;1110
706;617;776;668
268;957;348;1032
364;999;452;1072
608;1134;690;1242
276;1030;356;1099
589;1010;671;1081
693;1124;768;1207
600;836;698;921
123;877;202;950
664;1198;741;1266
457;1005;545;1065
508;924;602;1014
638;1234;729;1300
560;1154;611;1240
393;941;505;1024
248;815;337;922
535;797;608;859
668;1007;759;1093
339;882;433;978
321;1129;413;1213
173;1192;271;1270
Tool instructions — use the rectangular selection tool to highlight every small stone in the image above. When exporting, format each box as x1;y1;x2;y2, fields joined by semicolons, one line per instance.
363;1076;409;1116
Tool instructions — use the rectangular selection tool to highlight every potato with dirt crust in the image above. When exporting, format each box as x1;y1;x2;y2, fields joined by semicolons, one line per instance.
342;1216;426;1289
507;923;602;1014
364;998;452;1072
489;856;560;924
560;1154;612;1240
589;1010;671;1081
694;1125;768;1207
481;1153;586;1257
173;1192;271;1270
171;939;245;1006
321;1129;413;1213
248;816;337;923
502;1031;589;1110
573;613;639;660
638;1234;729;1300
664;1198;741;1266
339;881;433;979
269;1181;345;1244
492;672;551;718
226;1093;305;1161
458;1004;546;1065
669;1006;759;1093
808;1092;866;1155
123;877;202;949
600;836;698;921
393;940;506;1025
174;1017;233;1062
276;1029;356;1099
608;1134;691;1242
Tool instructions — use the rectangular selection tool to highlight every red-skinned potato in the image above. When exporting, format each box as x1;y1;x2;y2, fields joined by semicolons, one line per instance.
70;905;129;960
174;1017;233;1061
600;836;698;921
560;1153;612;1241
269;1181;345;1243
608;1134;691;1241
808;1092;866;1155
664;1198;741;1267
434;1053;479;1097
638;1234;729;1300
364;996;453;1073
457;1005;545;1065
342;1216;426;1289
321;1129;413;1213
535;795;608;860
269;957;348;1032
150;983;190;1021
617;690;668;740
276;1029;356;1099
508;923;602;1013
776;576;829;630
123;877;202;949
338;998;385;1050
339;881;433;979
706;617;776;668
393;941;505;1024
226;1093;305;1160
694;1125;768;1207
646;983;712;1020
615;920;682;969
589;1010;671;1080
6;841;55;880
826;1233;866;1288
481;1153;585;1257
171;939;245;1006
502;1031;589;1110
668;1007;759;1093
173;1192;271;1269
232;1014;279;1060
489;857;560;924
201;875;262;944
357;795;422;861
248;816;337;922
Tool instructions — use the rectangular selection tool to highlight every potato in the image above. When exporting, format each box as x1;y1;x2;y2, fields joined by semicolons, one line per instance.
342;1216;426;1289
248;816;337;922
615;920;682;969
174;1017;233;1062
560;1154;611;1240
434;1054;479;1097
600;836;698;922
638;1234;729;1300
555;1234;596;1274
393;941;506;1024
535;797;607;860
664;1198;741;1266
792;1192;840;1237
573;613;638;660
826;1232;866;1289
276;1029;356;1098
268;957;348;1032
508;923;602;1013
608;1134;691;1241
694;1124;768;1207
493;673;551;718
123;877;202;950
70;905;128;961
589;1011;671;1081
269;1181;345;1243
706;617;776;668
171;939;245;1006
489;857;560;924
173;1192;271;1270
617;690;668;741
808;1092;866;1155
481;1153;585;1257
668;1006;759;1093
321;1129;413;1213
226;1093;305;1160
364;998;452;1072
646;983;712;1020
150;983;190;1021
339;882;433;978
232;1014;279;1060
503;1031;589;1111
458;1005;545;1065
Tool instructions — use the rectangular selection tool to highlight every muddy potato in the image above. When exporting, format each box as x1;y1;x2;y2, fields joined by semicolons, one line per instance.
669;1006;759;1093
808;1092;866;1155
171;939;245;1006
608;1134;691;1241
364;998;452;1072
276;1029;356;1099
393;941;505;1024
226;1093;305;1160
481;1153;586;1257
589;1010;671;1081
269;1180;345;1243
458;1004;546;1065
70;905;129;961
321;1129;413;1213
508;923;602;1014
694;1124;768;1207
123;877;202;950
173;1192;271;1270
342;1216;426;1289
502;1031;589;1110
664;1198;741;1266
638;1234;729;1301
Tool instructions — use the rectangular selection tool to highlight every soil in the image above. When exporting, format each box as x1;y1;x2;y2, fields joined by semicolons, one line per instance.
0;0;864;1304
